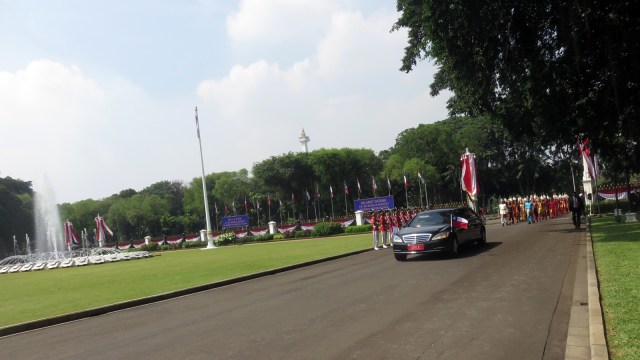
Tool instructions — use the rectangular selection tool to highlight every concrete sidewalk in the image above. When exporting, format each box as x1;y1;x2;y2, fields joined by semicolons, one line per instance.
564;223;609;360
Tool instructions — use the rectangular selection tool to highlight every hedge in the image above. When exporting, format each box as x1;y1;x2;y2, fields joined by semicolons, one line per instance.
344;224;372;234
311;222;343;237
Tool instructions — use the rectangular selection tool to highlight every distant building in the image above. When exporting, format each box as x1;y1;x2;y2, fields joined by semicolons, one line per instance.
299;128;310;153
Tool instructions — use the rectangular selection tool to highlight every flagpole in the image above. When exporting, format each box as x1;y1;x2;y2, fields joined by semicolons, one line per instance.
344;189;348;216
214;203;219;231
194;107;215;249
424;178;429;209
418;178;423;207
330;188;335;220
405;186;409;208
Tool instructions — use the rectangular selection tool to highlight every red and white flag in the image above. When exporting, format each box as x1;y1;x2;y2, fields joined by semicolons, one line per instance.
268;194;272;206
371;176;377;191
344;181;349;195
461;149;478;197
451;215;469;230
578;138;596;180
403;173;409;189
64;220;79;246
329;185;334;198
357;179;362;194
95;215;113;244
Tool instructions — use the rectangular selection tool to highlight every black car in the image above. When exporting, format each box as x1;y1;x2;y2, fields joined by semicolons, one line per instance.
392;207;486;261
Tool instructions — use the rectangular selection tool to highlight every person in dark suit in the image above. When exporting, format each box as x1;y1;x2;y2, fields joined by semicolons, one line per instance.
569;192;584;230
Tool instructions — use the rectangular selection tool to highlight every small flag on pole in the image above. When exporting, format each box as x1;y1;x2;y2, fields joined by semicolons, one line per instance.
344;181;349;195
403;173;408;189
418;171;424;184
372;176;377;191
195;107;201;139
357;179;362;194
330;185;334;198
452;214;469;230
306;189;311;201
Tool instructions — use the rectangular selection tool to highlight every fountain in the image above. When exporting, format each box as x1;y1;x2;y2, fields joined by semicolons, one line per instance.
25;234;31;256
33;174;64;255
0;174;152;274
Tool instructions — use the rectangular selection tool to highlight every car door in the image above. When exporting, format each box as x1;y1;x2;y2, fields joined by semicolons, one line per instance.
464;208;482;243
452;208;470;243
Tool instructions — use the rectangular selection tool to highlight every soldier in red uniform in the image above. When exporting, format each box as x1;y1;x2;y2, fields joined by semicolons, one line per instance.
378;211;388;248
392;209;401;238
370;211;380;250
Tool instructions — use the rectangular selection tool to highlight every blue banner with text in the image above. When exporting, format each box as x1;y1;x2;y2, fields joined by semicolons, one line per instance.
222;215;249;229
354;196;395;212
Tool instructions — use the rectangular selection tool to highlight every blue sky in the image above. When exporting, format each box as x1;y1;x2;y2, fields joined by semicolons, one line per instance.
0;0;450;203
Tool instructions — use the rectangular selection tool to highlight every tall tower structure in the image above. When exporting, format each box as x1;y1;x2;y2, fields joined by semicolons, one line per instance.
299;128;310;153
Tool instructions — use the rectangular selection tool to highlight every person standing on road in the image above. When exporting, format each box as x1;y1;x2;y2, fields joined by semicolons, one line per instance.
524;198;533;224
569;192;584;230
370;211;380;250
499;200;508;226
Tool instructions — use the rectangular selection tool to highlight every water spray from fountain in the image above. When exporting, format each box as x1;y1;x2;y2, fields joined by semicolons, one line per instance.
33;174;64;256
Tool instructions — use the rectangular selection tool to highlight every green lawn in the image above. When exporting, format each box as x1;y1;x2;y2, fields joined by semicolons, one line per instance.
0;234;372;329
591;216;640;360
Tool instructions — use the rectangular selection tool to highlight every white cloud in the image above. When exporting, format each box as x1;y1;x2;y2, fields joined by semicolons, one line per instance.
198;7;450;172
0;60;201;203
227;0;337;42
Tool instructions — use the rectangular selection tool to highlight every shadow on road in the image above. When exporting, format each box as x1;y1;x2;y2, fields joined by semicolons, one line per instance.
401;241;502;262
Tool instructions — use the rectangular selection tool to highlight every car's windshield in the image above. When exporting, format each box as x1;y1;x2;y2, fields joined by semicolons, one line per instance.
408;211;451;227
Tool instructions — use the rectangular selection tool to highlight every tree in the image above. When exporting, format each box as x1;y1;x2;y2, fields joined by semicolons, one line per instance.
0;177;33;257
393;0;640;172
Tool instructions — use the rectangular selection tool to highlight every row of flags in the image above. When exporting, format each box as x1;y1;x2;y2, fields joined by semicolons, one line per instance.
213;172;435;215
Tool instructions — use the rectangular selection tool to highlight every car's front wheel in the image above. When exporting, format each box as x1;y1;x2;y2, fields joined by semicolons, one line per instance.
477;228;487;246
449;236;459;257
394;253;407;262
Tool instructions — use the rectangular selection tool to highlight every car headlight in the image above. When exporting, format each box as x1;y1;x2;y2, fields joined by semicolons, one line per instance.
393;235;403;243
431;232;449;241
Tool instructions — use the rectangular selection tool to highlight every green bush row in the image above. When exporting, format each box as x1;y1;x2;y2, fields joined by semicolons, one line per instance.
344;224;372;234
311;222;343;237
593;200;631;214
120;223;370;252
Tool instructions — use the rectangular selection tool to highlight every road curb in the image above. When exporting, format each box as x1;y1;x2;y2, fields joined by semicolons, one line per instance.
0;247;371;338
586;225;609;360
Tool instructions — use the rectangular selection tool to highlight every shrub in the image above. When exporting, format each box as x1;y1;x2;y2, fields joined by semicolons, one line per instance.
273;233;285;240
312;222;343;237
217;232;237;246
183;240;206;249
254;234;274;242
282;231;296;239
160;245;170;251
344;224;372;234
595;200;629;215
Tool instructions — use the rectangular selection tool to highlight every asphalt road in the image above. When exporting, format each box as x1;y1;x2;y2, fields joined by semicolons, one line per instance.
1;216;582;360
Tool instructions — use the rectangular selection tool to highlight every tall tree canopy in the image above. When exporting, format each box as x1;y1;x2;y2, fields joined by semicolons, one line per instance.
393;0;640;171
